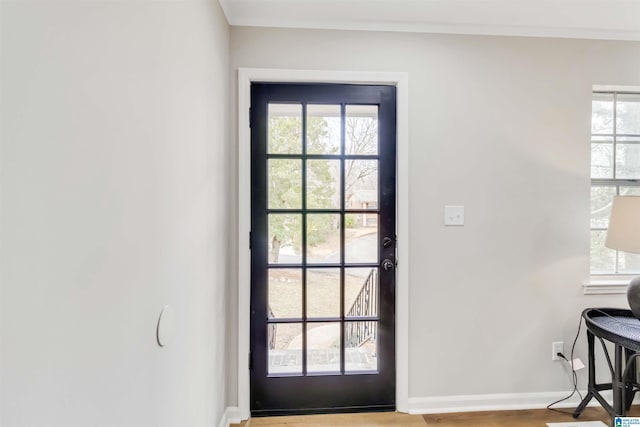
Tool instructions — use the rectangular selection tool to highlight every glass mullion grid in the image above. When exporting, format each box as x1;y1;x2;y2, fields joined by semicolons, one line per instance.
591;90;640;275
614;182;619;274
266;102;385;374
301;103;308;376
268;153;378;160
339;103;346;375
264;112;308;372
590;134;640;139
265;315;380;324
269;209;341;214
344;316;379;322
592;92;615;275
270;262;379;269
268;209;381;215
591;181;640;275
590;181;617;275
613;92;618;180
264;107;308;376
591;88;640;275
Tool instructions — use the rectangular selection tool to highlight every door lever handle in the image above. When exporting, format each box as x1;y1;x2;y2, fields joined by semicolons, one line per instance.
382;259;394;271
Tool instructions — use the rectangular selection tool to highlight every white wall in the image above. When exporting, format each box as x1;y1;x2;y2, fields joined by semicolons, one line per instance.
229;27;640;408
0;1;230;426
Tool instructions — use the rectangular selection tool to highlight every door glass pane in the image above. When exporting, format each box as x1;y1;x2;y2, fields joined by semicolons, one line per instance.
591;186;616;228
345;160;378;210
269;159;302;209
345;214;378;264
268;269;302;319
268;104;302;154
346;105;378;155
307;322;341;374
615;138;640;179
268;323;302;375
591;137;613;179
592;93;614;135
345;268;378;317
307;160;340;209
616;94;640;135
268;214;302;264
591;230;616;274
307;268;340;319
307;105;340;155
345;321;378;372
307;214;341;264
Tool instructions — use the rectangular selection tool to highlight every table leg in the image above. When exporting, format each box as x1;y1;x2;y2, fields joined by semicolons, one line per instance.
625;348;637;411
574;331;596;418
614;344;625;417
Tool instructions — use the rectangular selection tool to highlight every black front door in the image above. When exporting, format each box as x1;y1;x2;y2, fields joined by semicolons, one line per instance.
250;83;397;416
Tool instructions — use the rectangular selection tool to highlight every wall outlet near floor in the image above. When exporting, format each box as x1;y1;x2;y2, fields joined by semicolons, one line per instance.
552;341;564;361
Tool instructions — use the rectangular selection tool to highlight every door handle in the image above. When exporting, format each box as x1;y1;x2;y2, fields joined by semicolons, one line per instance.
381;259;394;271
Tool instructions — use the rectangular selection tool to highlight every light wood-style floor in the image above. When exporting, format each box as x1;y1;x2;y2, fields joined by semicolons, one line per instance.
234;406;640;427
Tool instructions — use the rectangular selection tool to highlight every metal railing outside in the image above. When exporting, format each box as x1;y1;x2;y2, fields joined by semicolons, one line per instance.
345;268;378;348
267;268;378;351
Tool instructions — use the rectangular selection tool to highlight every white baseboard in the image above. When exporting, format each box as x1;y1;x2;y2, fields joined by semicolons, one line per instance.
408;390;628;415
220;392;632;422
218;406;242;427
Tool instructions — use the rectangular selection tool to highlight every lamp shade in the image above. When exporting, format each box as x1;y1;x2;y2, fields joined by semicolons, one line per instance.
605;196;640;254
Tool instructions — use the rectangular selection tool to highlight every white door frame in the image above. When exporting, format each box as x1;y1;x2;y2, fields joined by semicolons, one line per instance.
237;68;409;420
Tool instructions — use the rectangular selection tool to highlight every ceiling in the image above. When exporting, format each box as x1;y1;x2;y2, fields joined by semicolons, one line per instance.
218;0;640;41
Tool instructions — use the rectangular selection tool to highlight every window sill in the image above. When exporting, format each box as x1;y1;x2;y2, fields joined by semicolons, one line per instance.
584;275;638;295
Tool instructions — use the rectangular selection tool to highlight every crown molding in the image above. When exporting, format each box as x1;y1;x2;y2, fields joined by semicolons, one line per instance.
218;0;640;41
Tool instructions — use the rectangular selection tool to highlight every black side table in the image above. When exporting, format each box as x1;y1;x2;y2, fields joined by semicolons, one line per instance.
573;308;640;421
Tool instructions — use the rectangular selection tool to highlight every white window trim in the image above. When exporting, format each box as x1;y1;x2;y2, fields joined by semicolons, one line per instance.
236;68;410;420
593;85;640;92
586;85;640;295
584;275;637;295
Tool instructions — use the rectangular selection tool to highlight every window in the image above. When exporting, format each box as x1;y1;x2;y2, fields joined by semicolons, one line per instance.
590;91;640;276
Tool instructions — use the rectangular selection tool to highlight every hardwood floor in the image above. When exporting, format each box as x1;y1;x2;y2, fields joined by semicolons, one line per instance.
423;406;640;426
233;407;640;427
236;412;427;426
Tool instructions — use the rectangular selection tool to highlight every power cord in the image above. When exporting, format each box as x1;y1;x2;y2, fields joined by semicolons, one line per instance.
546;312;584;414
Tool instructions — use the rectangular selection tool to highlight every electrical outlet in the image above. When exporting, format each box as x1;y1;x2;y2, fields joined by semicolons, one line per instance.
552;341;564;361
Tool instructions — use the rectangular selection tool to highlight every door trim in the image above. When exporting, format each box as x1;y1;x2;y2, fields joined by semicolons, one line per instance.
237;68;409;420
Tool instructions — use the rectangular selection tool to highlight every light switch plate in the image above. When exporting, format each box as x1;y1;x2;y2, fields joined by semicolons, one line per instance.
444;205;464;226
